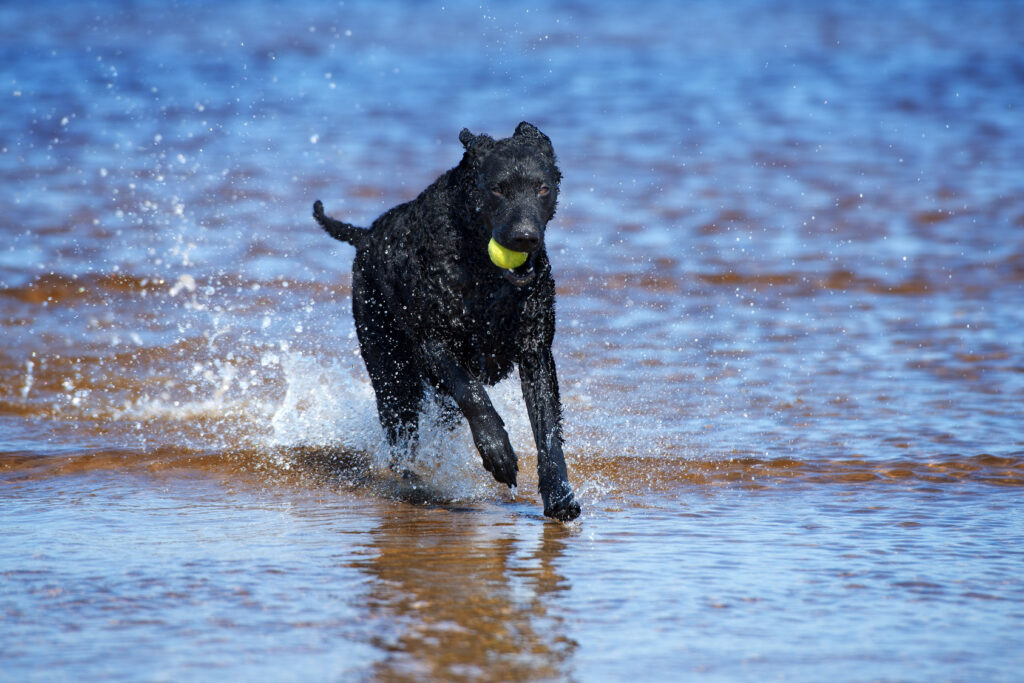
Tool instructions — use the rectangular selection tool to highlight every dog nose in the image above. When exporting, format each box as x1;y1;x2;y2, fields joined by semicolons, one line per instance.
504;226;540;253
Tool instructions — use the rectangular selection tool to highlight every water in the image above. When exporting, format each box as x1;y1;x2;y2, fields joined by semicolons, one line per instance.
3;0;1024;680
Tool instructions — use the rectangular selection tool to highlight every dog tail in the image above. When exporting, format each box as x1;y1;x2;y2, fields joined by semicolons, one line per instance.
313;200;369;248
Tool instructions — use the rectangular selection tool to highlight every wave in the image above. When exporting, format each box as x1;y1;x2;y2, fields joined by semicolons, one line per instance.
557;267;951;298
0;271;351;306
5;443;1022;506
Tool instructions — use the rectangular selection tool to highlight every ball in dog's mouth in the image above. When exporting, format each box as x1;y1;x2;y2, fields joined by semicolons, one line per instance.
488;238;536;286
488;238;528;269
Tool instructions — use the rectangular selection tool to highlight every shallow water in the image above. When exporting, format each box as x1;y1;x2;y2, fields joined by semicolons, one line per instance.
3;0;1024;680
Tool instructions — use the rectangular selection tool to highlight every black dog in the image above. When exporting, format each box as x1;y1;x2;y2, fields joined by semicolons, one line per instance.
312;122;580;521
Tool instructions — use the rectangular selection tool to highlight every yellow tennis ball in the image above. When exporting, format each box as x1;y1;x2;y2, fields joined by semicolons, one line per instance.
487;238;528;270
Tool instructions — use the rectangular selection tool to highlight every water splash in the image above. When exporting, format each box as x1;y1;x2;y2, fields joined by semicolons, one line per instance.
253;349;539;503
266;351;380;452
20;360;34;401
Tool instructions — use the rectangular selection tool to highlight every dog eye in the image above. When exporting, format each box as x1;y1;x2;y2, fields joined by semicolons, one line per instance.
538;184;550;197
490;185;503;197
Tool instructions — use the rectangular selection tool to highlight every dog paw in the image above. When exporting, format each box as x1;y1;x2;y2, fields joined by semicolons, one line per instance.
474;431;518;488
467;415;518;487
483;450;519;488
543;486;581;522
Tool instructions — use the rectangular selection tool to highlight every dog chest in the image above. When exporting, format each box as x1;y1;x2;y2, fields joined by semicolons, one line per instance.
457;286;526;379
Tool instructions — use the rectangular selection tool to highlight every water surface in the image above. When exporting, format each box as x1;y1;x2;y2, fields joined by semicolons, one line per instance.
3;1;1024;680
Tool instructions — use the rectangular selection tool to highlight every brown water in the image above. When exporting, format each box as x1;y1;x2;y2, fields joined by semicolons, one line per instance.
3;0;1024;680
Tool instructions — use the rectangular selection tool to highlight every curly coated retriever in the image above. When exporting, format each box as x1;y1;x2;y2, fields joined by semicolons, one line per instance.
312;122;580;521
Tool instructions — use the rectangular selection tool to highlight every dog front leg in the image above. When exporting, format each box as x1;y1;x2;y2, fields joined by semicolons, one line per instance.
519;348;581;522
420;342;519;487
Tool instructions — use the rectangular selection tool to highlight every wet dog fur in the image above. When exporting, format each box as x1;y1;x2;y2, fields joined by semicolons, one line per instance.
312;122;580;521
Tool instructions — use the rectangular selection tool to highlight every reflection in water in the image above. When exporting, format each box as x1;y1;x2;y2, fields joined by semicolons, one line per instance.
353;510;575;682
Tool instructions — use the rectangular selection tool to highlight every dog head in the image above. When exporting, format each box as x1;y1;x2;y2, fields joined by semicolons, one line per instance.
460;122;562;286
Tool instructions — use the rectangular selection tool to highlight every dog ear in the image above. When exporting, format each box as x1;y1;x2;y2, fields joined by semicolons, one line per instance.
514;121;554;156
460;129;495;160
514;121;542;138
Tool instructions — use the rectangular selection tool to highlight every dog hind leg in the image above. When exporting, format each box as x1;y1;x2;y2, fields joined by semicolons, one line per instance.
352;278;423;471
